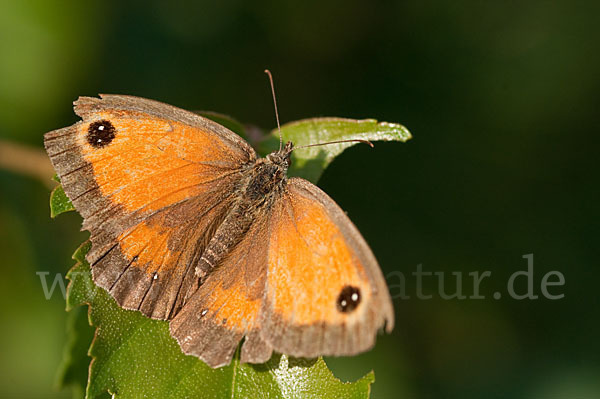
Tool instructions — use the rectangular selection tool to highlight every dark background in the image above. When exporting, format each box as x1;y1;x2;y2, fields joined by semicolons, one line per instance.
0;1;598;398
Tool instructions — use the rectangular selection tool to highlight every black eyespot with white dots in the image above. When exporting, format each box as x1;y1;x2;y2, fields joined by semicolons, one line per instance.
87;120;116;148
336;285;361;313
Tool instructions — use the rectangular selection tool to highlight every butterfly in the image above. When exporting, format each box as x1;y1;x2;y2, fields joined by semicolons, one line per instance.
44;92;394;368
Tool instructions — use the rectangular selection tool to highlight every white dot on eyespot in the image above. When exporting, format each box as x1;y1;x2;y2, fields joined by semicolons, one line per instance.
98;125;105;130
351;293;358;301
340;300;347;307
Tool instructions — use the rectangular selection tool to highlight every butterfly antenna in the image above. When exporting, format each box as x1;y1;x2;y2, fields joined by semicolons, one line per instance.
264;69;283;151
295;139;374;150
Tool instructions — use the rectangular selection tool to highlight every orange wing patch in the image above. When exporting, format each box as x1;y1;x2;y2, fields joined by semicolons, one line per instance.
200;281;262;332
267;190;372;327
117;219;187;276
77;111;243;214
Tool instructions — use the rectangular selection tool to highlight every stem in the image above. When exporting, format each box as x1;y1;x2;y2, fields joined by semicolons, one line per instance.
0;140;54;187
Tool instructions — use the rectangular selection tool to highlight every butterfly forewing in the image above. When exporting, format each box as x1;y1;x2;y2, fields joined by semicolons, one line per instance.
44;95;255;320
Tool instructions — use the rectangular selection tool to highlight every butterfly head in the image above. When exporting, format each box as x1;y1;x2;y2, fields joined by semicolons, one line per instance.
266;141;293;170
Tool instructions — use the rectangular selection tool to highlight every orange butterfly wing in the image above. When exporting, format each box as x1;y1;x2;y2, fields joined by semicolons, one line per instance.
44;95;255;319
261;178;394;358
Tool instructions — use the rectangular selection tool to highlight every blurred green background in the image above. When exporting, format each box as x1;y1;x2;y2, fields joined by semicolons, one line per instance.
1;1;598;398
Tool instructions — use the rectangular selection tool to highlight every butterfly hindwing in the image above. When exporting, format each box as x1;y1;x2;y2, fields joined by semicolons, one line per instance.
170;213;272;367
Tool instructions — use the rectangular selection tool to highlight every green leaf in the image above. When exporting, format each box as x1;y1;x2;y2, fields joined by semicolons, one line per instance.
50;184;75;217
63;242;373;399
260;117;412;183
197;110;268;150
56;242;109;399
55;307;98;399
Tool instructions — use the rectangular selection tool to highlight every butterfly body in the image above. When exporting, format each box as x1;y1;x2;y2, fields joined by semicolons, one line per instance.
196;143;291;281
45;95;394;368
